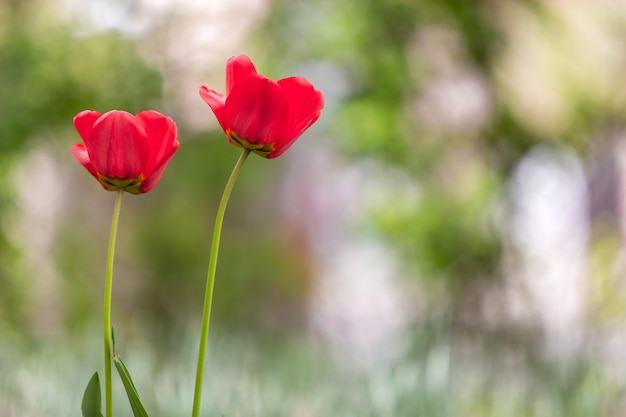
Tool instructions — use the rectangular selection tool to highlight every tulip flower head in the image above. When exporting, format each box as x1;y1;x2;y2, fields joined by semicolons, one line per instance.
72;110;180;194
200;55;324;158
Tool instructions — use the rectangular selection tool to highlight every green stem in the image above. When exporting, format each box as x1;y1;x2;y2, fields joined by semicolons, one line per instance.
192;149;251;417
104;189;124;417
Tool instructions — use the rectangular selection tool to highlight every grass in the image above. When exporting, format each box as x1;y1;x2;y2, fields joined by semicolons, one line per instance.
0;324;625;416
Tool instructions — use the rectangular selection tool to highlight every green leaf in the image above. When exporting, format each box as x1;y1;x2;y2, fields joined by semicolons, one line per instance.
81;372;103;417
114;354;150;417
112;330;150;417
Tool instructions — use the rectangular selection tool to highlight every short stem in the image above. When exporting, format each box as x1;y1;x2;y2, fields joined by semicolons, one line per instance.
192;149;251;417
104;189;124;417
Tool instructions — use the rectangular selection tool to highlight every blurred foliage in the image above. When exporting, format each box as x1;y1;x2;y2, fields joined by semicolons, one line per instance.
0;1;162;336
2;0;626;414
2;328;625;417
126;137;310;336
264;0;510;299
263;0;626;310
259;0;626;411
0;9;161;154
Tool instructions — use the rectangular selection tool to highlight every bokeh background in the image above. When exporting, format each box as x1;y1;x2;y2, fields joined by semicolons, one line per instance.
2;0;626;415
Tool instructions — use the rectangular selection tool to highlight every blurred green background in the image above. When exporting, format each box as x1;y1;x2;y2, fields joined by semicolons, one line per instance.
2;0;626;415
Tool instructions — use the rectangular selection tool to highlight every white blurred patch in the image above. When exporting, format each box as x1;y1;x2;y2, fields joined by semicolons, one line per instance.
505;145;588;355
282;147;419;369
413;69;492;136
7;144;70;335
311;239;413;368
407;25;493;137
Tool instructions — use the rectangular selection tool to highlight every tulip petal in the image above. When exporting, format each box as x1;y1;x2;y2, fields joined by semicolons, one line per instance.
71;143;98;178
225;74;288;146
88;111;150;180
199;87;227;131
225;55;257;95
277;77;324;144
136;110;180;192
74;110;103;144
136;110;179;177
140;145;179;193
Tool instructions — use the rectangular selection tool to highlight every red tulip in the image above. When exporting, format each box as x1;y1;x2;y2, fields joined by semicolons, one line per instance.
200;55;324;158
71;110;180;194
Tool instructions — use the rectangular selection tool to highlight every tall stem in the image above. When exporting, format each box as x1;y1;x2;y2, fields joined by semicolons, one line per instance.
192;149;250;417
104;189;124;417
